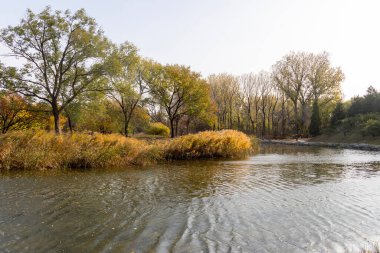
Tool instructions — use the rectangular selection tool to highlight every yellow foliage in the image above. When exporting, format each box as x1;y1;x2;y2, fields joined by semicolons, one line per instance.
146;122;170;137
165;130;254;159
0;130;162;171
48;115;67;131
0;130;258;171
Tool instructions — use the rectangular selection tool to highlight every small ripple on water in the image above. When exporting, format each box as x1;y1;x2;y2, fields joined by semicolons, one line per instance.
1;146;380;252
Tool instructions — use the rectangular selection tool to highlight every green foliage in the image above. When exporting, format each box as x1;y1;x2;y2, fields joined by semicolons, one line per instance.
147;63;212;138
103;42;148;136
75;98;122;133
0;7;109;133
129;107;150;133
333;113;380;137
309;100;321;136
338;117;357;136
330;101;346;127
361;119;380;137
146;122;170;137
165;130;253;159
348;86;380;116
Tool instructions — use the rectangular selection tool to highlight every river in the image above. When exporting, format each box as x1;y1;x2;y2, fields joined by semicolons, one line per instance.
0;145;380;252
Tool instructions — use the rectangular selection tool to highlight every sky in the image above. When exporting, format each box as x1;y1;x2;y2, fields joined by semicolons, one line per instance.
0;0;379;99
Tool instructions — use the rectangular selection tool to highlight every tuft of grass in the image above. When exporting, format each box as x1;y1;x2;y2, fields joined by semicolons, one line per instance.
359;244;380;253
0;130;161;171
164;130;254;160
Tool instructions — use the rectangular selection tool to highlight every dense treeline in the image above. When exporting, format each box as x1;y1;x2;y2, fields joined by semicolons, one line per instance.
208;52;343;138
0;7;349;138
329;86;380;137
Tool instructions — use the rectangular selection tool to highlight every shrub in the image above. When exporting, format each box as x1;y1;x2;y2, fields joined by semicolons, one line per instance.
146;122;170;137
0;131;162;171
338;117;357;136
361;119;380;137
164;130;253;159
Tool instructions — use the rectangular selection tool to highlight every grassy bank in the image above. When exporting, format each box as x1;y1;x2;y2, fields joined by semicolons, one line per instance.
310;133;380;146
0;130;256;171
312;113;380;145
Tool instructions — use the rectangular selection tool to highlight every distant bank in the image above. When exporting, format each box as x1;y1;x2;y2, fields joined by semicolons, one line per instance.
260;138;380;152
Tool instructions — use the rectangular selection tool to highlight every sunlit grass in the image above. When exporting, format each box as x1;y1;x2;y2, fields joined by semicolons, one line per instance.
0;130;257;170
0;130;162;170
359;244;380;253
164;130;254;159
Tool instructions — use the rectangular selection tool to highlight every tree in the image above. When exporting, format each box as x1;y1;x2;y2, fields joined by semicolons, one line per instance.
147;64;210;138
309;100;321;136
272;52;309;136
208;74;240;130
0;92;34;133
347;86;380;116
104;42;148;136
330;101;346;127
240;73;260;134
273;52;344;137
0;7;108;134
308;52;344;130
75;96;121;133
257;72;272;137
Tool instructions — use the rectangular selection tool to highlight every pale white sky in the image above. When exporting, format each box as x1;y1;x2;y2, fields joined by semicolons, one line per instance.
0;0;379;99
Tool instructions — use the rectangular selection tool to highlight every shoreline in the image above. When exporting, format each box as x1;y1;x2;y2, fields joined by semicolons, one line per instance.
260;139;380;151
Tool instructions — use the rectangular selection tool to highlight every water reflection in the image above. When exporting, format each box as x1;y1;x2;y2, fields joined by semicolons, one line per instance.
0;146;380;252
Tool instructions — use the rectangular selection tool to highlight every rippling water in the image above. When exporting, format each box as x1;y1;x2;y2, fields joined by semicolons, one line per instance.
1;145;380;253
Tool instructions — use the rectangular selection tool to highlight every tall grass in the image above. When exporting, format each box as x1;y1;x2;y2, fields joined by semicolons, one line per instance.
0;130;257;171
0;131;162;170
359;244;380;253
165;130;254;159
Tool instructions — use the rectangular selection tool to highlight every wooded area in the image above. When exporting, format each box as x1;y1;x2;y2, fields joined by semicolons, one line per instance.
1;7;377;139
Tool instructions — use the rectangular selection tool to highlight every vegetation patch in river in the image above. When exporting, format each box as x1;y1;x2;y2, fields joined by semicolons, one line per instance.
0;130;255;171
165;130;254;159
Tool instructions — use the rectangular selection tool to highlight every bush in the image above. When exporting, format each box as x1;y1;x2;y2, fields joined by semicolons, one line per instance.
164;130;254;159
361;119;380;137
0;131;162;171
146;122;170;137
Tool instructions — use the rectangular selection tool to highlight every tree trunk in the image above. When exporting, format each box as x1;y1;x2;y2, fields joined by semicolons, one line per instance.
262;112;266;137
186;118;191;134
293;100;299;136
169;118;175;138
52;106;61;134
67;115;73;133
175;118;179;137
123;113;130;137
281;97;286;138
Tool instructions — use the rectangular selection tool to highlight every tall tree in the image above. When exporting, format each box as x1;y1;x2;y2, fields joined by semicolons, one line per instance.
208;74;239;130
309;100;321;136
104;42;148;136
147;64;210;138
330;101;346;127
0;7;108;133
240;73;260;133
272;52;309;136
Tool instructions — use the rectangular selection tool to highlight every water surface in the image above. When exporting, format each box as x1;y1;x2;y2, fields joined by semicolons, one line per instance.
1;145;380;252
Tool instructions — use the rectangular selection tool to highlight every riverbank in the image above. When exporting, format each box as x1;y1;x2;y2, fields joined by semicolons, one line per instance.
0;130;255;171
260;138;380;151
